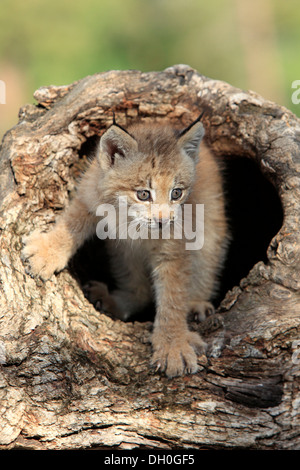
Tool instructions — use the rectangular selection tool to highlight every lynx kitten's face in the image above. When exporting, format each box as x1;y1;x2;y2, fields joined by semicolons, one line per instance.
98;122;204;230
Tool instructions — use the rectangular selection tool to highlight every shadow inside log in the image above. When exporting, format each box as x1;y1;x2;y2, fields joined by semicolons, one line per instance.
69;142;284;321
215;155;284;304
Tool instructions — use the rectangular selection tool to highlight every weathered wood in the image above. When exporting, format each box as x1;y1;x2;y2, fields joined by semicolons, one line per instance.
0;65;299;449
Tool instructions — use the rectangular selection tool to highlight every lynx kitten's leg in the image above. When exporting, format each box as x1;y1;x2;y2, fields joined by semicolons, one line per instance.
85;241;152;320
151;255;207;378
22;199;96;280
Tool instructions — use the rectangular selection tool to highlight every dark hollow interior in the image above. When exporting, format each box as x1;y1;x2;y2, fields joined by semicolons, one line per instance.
216;156;283;304
70;152;284;321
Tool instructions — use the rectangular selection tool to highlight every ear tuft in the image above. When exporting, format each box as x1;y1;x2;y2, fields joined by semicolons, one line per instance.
99;125;138;169
178;119;205;162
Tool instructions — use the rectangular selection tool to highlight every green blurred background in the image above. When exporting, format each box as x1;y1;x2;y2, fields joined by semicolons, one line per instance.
0;0;300;139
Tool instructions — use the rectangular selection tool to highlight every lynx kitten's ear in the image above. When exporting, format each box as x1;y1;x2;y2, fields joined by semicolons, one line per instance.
178;118;205;162
99;124;138;169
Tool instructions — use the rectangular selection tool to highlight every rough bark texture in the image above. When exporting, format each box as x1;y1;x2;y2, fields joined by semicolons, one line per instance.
0;65;299;450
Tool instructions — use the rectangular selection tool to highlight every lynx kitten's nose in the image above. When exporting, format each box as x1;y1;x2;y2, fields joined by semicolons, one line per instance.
153;217;169;227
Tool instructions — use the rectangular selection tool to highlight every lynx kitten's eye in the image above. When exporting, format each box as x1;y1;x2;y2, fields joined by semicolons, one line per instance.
171;188;183;200
136;190;151;201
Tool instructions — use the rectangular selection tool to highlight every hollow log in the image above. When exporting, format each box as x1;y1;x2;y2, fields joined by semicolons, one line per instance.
0;65;299;450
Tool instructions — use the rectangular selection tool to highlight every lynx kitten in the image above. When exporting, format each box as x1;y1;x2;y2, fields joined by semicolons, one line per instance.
23;116;228;377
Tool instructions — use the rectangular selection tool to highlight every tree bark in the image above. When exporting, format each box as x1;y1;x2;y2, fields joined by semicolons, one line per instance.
0;65;299;450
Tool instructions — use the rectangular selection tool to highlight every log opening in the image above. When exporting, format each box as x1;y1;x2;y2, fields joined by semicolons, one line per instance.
69;134;284;318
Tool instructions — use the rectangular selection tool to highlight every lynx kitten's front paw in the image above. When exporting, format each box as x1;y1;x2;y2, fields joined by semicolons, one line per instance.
151;329;207;378
22;229;69;280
